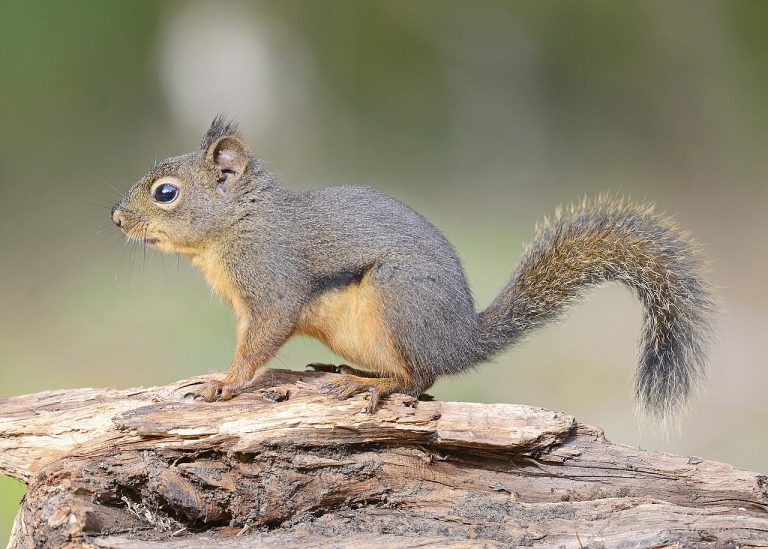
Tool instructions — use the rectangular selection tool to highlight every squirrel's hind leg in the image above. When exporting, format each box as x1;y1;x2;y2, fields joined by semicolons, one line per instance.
323;374;423;413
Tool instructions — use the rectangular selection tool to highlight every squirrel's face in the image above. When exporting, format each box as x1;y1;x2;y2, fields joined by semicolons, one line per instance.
112;118;255;257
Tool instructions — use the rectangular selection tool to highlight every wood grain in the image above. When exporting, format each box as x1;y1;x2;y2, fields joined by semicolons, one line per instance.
1;369;766;548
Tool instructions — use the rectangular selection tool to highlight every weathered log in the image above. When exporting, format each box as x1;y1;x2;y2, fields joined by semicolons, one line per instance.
1;369;766;548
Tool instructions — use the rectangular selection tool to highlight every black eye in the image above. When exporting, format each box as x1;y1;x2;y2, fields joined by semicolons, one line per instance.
152;182;179;204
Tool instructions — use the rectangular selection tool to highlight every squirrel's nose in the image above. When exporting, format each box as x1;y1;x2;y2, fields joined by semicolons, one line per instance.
111;206;123;228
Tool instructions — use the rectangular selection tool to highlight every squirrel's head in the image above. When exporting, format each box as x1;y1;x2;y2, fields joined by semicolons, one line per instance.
112;116;271;256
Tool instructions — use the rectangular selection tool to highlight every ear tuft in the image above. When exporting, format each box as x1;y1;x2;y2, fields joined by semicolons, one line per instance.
201;114;240;151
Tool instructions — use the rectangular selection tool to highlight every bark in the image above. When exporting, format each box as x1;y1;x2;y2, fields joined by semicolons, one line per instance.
1;369;766;548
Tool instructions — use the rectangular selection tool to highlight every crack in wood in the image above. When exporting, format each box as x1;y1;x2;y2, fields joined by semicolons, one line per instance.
1;369;767;548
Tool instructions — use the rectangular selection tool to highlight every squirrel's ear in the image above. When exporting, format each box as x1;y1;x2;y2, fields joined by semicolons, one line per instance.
206;135;250;191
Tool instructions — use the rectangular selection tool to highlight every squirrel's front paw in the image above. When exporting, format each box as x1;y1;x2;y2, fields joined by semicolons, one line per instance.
194;380;240;402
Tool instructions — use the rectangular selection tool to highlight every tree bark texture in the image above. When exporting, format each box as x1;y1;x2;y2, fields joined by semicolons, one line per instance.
1;369;766;548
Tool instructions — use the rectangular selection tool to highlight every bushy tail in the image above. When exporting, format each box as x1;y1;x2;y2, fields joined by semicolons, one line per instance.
477;196;714;421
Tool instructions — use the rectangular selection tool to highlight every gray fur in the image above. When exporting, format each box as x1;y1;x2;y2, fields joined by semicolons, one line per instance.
478;198;714;420
200;113;240;151
114;118;714;420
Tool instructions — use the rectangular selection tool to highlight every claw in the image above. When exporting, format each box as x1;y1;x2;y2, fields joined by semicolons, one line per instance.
306;363;363;375
308;363;380;377
307;363;342;374
192;380;241;402
365;386;380;414
322;376;384;413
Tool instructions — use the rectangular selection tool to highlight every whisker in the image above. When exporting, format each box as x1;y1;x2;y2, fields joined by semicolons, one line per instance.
102;233;123;255
87;226;123;253
107;183;124;197
80;198;115;209
160;253;168;283
141;224;147;281
89;223;117;237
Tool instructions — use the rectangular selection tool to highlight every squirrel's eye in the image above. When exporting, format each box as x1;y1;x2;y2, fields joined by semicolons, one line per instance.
152;183;179;204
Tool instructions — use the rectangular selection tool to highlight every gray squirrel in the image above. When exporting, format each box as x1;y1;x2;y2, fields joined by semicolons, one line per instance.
112;116;713;418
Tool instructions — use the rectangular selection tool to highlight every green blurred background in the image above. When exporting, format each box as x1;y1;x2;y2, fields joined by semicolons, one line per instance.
2;0;768;542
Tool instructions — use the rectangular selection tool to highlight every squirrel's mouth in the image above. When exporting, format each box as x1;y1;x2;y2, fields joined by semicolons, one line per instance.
144;236;160;245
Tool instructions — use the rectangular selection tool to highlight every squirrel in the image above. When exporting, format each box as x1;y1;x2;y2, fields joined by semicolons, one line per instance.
111;116;714;419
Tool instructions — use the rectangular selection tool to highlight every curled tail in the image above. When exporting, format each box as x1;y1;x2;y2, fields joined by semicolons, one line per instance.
477;196;714;421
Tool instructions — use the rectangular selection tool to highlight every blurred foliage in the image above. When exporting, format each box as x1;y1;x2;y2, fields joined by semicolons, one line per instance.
0;478;25;542
2;1;768;543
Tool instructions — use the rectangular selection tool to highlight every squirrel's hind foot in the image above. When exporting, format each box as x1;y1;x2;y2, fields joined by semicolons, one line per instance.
306;363;380;378
322;375;404;413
